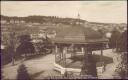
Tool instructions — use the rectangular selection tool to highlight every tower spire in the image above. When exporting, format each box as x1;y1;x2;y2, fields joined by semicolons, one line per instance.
78;13;80;19
77;13;80;25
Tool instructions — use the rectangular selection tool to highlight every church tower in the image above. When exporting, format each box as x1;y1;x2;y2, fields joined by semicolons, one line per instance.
77;13;81;25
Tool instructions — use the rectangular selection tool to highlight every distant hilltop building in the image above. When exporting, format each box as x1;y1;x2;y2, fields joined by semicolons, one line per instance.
30;27;56;43
1;18;25;24
69;13;86;25
106;32;112;38
1;19;7;24
9;19;25;24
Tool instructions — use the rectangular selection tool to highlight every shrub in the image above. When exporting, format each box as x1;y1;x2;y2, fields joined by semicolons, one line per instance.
17;64;31;80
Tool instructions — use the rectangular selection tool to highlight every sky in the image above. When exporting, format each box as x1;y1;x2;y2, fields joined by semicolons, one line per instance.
1;1;127;23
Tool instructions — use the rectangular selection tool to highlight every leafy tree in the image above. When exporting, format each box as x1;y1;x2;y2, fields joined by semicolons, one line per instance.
34;37;53;54
117;30;127;52
81;48;97;78
17;64;31;80
115;30;128;79
109;29;121;50
16;34;35;58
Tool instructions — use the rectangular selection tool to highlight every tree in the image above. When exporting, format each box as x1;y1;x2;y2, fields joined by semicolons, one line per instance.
109;29;121;50
16;34;35;58
81;47;97;78
8;32;16;65
115;30;128;79
17;64;31;80
97;28;105;38
117;30;127;52
34;37;53;54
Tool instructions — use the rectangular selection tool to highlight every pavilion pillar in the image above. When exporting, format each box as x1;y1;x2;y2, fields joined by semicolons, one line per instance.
60;47;63;61
55;45;62;64
55;45;58;62
59;46;63;65
63;47;67;67
55;45;58;53
73;46;76;56
100;49;103;61
88;46;92;55
100;44;103;62
71;44;75;57
81;46;89;75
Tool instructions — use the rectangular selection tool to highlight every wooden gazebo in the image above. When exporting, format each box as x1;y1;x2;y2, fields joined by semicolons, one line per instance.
52;24;108;76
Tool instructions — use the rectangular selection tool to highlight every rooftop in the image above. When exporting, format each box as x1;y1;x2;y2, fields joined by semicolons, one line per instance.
53;24;108;44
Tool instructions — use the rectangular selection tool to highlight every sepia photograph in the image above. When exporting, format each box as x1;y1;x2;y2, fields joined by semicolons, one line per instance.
1;1;127;79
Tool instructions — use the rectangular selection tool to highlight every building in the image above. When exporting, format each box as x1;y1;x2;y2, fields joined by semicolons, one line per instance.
1;19;7;24
46;28;57;39
52;24;108;76
1;44;5;50
30;33;45;43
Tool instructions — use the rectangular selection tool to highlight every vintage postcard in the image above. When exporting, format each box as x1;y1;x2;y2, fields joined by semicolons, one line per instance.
1;1;127;79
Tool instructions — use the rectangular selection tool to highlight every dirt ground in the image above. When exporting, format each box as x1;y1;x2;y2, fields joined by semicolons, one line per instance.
2;49;121;79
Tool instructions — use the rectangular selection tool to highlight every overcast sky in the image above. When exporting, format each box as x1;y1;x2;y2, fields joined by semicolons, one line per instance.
1;1;127;23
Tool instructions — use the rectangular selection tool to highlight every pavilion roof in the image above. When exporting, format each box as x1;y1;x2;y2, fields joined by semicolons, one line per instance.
52;24;108;44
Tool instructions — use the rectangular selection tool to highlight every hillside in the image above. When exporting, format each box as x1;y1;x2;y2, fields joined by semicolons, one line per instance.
1;15;127;30
1;15;86;25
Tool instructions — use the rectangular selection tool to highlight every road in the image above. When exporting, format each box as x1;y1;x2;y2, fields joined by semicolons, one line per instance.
2;54;59;79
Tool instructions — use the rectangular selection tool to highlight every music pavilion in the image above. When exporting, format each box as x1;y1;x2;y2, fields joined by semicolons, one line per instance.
52;22;108;77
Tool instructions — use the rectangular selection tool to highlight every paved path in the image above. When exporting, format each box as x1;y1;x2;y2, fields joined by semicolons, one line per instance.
2;54;58;79
24;54;60;79
95;49;121;79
